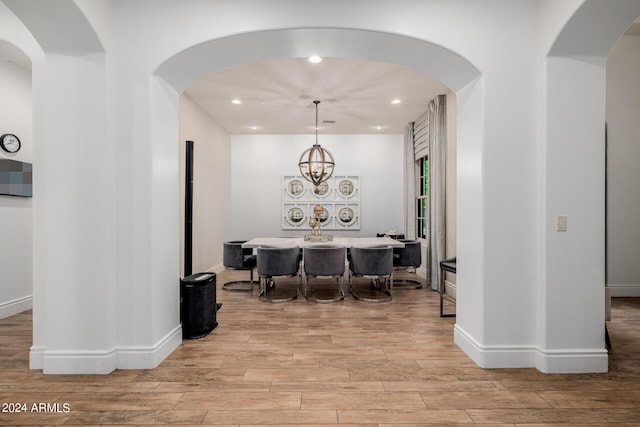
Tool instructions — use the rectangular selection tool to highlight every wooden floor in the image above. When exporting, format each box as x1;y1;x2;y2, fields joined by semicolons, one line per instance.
1;270;640;426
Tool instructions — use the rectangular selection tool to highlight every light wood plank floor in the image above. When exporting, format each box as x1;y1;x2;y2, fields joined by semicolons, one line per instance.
1;270;640;426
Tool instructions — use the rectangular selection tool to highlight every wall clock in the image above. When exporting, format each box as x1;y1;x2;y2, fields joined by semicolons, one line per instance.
0;134;21;153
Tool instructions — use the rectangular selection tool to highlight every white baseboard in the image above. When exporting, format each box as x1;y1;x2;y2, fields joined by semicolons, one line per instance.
117;325;182;370
445;280;456;299
41;348;117;375
208;263;225;274
454;324;608;373
29;325;182;374
454;324;535;368
534;347;608;373
415;268;456;295
29;345;45;370
607;284;640;297
0;295;32;319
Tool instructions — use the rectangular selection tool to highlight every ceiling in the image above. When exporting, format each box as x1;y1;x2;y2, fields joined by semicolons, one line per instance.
183;57;449;135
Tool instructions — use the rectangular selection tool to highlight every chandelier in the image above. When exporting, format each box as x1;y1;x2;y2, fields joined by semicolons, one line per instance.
298;100;335;189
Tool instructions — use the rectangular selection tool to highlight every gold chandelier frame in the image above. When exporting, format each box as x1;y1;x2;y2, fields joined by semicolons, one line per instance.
298;100;335;188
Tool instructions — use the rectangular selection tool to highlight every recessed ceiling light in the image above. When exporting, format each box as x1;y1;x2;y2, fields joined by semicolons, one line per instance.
231;99;242;105
250;125;258;130
308;55;322;63
375;126;384;130
391;99;402;105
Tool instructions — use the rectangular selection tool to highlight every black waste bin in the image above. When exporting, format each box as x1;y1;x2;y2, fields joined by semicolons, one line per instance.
180;272;217;339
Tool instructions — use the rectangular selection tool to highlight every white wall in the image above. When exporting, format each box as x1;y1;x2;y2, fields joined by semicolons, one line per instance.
443;93;457;292
179;94;231;275
230;134;404;240
531;0;640;373
606;34;640;297
0;59;32;319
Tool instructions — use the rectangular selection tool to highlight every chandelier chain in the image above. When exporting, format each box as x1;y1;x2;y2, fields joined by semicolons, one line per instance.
314;100;320;145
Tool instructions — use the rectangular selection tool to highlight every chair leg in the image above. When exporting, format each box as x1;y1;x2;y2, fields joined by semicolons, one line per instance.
351;274;392;303
392;267;423;289
304;274;344;303
259;275;298;303
222;268;255;291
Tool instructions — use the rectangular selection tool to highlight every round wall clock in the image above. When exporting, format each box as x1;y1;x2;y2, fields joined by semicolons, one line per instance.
0;134;21;153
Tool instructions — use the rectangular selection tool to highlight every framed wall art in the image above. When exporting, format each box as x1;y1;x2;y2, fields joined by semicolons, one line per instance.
282;175;360;230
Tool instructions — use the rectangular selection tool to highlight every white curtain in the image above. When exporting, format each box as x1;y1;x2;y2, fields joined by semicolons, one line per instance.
403;123;416;239
428;95;447;291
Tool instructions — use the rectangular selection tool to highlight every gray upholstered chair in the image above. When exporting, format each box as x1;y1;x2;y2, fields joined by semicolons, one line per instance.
392;239;423;289
257;246;301;302
302;245;346;303
349;245;393;302
222;241;257;291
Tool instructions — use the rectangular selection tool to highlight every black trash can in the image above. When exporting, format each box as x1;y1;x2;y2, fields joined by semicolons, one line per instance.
180;272;217;339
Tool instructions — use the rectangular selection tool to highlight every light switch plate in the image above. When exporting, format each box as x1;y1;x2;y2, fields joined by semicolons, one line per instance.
556;215;567;232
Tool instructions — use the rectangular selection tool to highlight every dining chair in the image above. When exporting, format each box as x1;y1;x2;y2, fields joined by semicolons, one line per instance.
257;245;301;302
349;245;393;302
302;245;346;303
222;241;256;291
392;239;423;289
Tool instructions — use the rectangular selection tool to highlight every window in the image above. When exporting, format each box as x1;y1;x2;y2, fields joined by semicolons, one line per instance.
416;156;428;239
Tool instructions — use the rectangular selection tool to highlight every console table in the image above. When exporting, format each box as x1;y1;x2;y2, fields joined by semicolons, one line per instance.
439;256;456;317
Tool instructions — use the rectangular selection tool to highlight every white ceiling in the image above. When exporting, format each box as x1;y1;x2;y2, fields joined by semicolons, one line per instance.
184;57;449;135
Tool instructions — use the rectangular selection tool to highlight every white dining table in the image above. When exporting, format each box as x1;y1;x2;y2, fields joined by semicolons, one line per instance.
241;236;405;248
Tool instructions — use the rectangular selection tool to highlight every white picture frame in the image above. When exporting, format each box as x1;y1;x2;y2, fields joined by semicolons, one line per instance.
282;175;360;230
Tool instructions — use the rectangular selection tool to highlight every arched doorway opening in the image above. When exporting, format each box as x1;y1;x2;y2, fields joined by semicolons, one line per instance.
0;39;33;320
536;0;640;373
154;25;482;347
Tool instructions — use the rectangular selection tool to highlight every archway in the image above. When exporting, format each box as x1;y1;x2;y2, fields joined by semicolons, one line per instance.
154;25;484;351
155;28;480;95
155;26;483;306
537;0;640;372
0;39;33;320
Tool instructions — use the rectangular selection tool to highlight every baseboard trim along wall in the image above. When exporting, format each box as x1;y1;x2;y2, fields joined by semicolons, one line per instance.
0;295;32;320
415;268;455;294
29;325;183;374
40;348;118;375
117;325;183;370
444;280;456;298
209;263;225;274
454;324;608;373
417;266;427;278
608;284;640;297
454;324;535;368
534;347;609;373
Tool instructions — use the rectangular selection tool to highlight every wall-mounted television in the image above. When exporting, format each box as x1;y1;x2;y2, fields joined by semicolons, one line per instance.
0;159;32;197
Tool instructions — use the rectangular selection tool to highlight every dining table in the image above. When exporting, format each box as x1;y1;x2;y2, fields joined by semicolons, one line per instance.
241;236;405;249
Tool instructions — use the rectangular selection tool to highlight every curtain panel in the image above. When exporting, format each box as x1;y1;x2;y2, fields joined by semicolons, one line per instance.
427;95;447;291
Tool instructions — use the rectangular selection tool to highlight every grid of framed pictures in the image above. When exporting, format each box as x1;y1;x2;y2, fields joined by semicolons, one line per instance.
282;175;360;230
